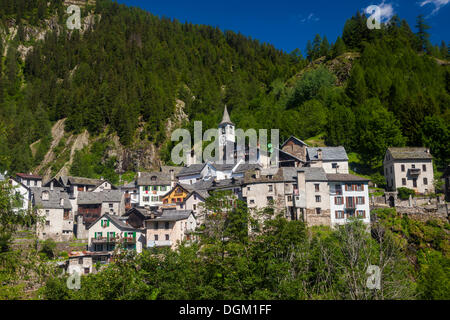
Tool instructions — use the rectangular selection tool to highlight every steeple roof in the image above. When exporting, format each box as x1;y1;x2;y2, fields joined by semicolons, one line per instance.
219;105;234;127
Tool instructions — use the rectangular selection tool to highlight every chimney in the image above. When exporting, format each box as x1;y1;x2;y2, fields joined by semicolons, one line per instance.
255;168;261;179
317;149;323;161
50;181;54;191
297;170;306;191
60;198;64;206
170;169;176;188
138;172;141;178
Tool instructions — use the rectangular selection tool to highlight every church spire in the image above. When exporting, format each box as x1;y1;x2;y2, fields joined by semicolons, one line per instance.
219;105;234;127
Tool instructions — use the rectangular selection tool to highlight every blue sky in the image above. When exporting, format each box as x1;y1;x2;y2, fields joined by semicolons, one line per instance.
117;0;449;54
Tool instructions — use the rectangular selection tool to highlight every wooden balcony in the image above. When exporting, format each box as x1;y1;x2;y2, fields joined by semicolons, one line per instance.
92;236;120;244
408;168;421;176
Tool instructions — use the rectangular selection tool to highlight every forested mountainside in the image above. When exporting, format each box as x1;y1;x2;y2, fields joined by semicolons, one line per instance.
0;0;448;182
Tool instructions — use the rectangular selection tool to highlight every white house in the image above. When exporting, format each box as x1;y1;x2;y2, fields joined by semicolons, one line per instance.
307;147;349;174
327;174;371;228
8;177;31;212
136;172;173;209
87;214;146;254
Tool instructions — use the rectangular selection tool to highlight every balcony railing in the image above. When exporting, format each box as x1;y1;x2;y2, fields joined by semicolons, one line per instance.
408;168;421;176
147;240;173;248
92;236;120;244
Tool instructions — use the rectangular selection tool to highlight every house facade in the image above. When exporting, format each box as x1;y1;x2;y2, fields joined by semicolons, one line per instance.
384;148;434;194
32;187;74;241
146;210;196;250
87;214;146;254
137;172;172;209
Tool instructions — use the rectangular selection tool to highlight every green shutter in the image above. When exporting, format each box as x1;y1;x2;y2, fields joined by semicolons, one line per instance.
107;220;110;227
95;232;97;239
133;232;136;238
124;232;127;237
101;220;103;227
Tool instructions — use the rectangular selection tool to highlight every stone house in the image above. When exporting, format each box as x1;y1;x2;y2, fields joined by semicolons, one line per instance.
384;148;434;194
16;173;42;188
8;177;31;212
307;147;349;174
137;171;174;209
87;214;146;254
31;187;74;240
76;190;126;239
66;251;93;275
146;210;196;250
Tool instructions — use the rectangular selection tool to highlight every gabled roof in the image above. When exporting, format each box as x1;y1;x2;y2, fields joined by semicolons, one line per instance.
151;210;193;222
43;178;65;188
78;190;124;205
177;164;207;177
326;174;370;182
186;190;210;201
87;213;142;231
160;166;183;175
278;148;305;163
162;183;191;199
67;176;105;186
243;168;285;185
16;173;42;180
281;136;309;148
31;187;72;210
298;167;328;181
219;105;234;127
136;172;171;186
307;147;349;161
124;207;156;219
387;148;433;160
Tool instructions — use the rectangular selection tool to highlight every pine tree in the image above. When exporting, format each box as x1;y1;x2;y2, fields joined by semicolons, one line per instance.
312;34;322;60
320;36;330;58
415;15;431;52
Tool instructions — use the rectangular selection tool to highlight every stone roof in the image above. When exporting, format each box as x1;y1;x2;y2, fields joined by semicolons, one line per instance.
120;181;137;189
299;167;328;181
282;167;298;182
281;136;309;148
177;164;206;177
243;168;285;184
78;190;124;205
152;210;193;222
388;147;433;160
137;172;171;186
307;147;349;161
62;176;104;186
326;174;370;182
31;187;72;210
87;214;141;231
160;166;183;175
219;105;234;126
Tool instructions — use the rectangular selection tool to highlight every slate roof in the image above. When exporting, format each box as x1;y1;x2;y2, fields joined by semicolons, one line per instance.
121;181;137;189
31;187;72;210
298;167;328;181
307;147;349;161
87;214;141;231
233;163;262;173
137;172;171;186
177;164;206;177
282;167;298;182
160;166;183;175
152;210;193;222
124;207;156;218
78;190;124;205
388;148;433;160
326;174;370;182
219;105;234;126
67;176;105;186
243;168;285;184
281;136;309;148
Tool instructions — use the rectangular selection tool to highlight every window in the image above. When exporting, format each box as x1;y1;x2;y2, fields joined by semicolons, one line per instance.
165;234;170;241
287;195;292;202
316;208;321;215
143;196;149;202
247;187;251;191
194;195;197;200
315;195;321;203
45;210;50;216
78;258;83;264
109;203;113;208
165;222;170;230
154;222;159;230
193;204;197;210
268;185;273;192
413;179;417;188
401;165;405;172
357;196;365;205
267;196;274;203
412;165;416;169
357;210;366;219
249;199;255;205
332;163;338;169
335;185;342;195
335;197;344;205
346;197;355;208
315;184;320;192
34;180;37;186
423;178;428;185
423;165;427;172
356;184;364;191
154;235;159;241
84;268;90;274
46;221;50;226
402;178;406;186
336;211;344;219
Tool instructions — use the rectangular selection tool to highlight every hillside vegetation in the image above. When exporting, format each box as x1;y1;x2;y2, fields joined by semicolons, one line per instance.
0;1;448;183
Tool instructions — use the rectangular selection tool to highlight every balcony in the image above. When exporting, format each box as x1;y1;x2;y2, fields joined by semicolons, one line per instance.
122;236;136;244
92;236;120;244
408;168;421;176
147;240;172;248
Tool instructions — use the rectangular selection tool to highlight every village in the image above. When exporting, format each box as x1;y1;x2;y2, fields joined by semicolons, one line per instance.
2;107;448;276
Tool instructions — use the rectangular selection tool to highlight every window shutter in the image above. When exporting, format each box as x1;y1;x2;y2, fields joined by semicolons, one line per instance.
107;220;110;227
335;197;337;205
95;232;97;238
361;184;364;191
101;220;103;227
133;232;136;239
362;197;365;205
363;210;366;219
345;184;348;191
124;232;127;238
335;211;338;219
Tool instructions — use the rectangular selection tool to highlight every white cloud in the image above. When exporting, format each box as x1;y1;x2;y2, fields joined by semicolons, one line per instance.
365;1;395;23
298;13;320;23
419;0;450;15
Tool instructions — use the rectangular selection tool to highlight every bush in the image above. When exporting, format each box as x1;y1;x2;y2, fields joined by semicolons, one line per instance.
40;239;57;259
370;172;386;188
397;187;416;200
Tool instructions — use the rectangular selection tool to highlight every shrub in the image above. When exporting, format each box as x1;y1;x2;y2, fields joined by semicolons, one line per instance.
40;239;57;259
397;187;416;200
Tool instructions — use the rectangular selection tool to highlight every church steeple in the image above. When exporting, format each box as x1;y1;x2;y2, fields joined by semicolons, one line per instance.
219;105;234;127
